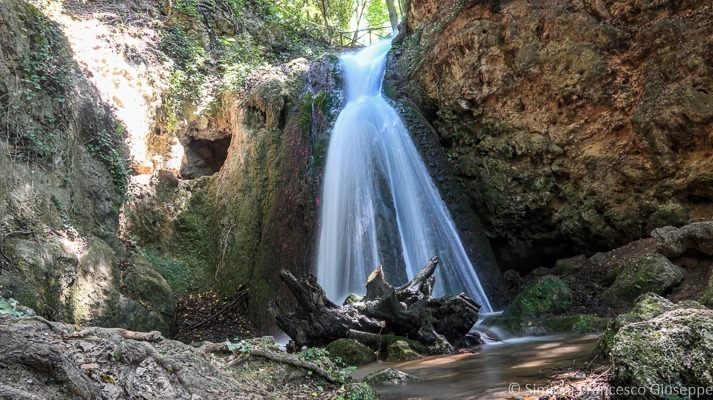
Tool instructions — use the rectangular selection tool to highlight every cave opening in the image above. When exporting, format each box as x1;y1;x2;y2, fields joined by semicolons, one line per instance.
179;137;232;179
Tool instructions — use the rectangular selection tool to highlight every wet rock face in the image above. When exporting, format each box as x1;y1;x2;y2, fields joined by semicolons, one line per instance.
387;0;713;270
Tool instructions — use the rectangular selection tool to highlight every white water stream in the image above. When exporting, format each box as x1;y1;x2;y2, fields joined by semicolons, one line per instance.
315;38;493;312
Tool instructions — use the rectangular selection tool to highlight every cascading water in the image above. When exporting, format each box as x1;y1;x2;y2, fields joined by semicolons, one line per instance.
316;38;493;313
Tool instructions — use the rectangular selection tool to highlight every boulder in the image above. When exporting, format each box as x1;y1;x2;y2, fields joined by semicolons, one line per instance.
594;293;675;358
651;222;713;258
539;314;608;335
326;338;376;367
700;274;713;309
120;254;176;335
482;314;606;337
610;308;713;399
602;254;682;305
551;255;586;276
503;275;573;318
386;340;423;362
363;368;424;386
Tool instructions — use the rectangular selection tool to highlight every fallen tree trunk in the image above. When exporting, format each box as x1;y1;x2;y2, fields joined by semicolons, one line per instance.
269;257;481;354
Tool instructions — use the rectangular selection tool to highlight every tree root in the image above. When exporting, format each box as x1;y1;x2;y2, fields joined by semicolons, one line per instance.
270;257;481;353
0;325;98;399
204;343;342;383
0;384;44;400
64;327;163;342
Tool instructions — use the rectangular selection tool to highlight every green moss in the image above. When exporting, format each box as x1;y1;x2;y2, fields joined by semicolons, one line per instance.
341;382;379;400
480;315;526;336
594;293;675;359
386;340;423;362
326;339;376;367
609;308;713;398
17;3;74;99
382;80;398;100
602;254;682;304
540;315;608;334
141;247;208;294
699;274;713;309
504;275;573;318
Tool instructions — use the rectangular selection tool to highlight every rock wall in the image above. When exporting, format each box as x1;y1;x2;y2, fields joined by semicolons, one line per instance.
0;0;174;334
386;0;713;270
124;58;343;332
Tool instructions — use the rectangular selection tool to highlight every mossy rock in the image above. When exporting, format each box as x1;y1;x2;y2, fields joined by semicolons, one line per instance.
342;382;379;400
610;308;713;399
602;254;682;305
699;273;713;309
363;368;424;386
503;275;573;318
343;293;364;306
326;339;376;367
593;293;707;359
479;316;527;336
481;314;606;337
551;255;586;276
539;314;608;335
386;340;423;362
120;254;176;335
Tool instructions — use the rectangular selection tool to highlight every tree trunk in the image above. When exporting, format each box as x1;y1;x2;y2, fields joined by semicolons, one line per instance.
269;257;481;355
385;0;399;32
319;0;329;27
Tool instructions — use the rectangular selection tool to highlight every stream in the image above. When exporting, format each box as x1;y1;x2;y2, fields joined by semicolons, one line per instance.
353;335;600;399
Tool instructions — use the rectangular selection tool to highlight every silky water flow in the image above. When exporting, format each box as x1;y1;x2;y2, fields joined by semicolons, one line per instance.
315;38;493;313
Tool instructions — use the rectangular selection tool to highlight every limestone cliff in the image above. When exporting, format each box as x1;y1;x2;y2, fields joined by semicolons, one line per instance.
123;59;342;332
386;0;713;270
0;0;174;334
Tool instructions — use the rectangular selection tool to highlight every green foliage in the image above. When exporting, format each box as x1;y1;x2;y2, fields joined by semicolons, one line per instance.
50;195;78;234
5;3;73;159
337;382;379;400
142;247;204;294
17;5;74;100
86;125;131;193
174;0;200;17
328;0;354;31
0;297;20;316
299;347;357;382
365;0;390;32
0;287;33;318
159;25;207;70
217;32;266;93
225;339;253;354
159;25;209;131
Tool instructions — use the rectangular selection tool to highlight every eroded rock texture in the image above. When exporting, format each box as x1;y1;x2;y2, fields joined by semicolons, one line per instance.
123;58;343;332
387;0;713;269
0;0;173;334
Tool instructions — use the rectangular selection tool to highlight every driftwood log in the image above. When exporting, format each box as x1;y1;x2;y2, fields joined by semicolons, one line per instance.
269;257;481;354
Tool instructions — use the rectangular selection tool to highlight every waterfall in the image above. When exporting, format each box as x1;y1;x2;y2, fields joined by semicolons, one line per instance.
315;38;493;313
